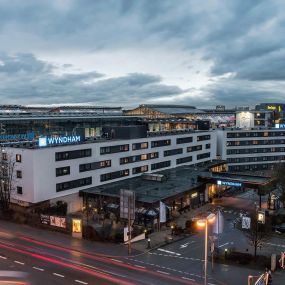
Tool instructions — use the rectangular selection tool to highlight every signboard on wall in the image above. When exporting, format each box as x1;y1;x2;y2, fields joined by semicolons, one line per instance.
217;180;242;187
40;214;50;225
50;216;66;228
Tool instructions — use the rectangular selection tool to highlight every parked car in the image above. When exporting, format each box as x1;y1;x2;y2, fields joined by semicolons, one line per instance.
272;223;285;233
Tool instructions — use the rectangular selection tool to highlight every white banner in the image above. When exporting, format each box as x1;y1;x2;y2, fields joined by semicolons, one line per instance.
242;217;251;229
159;201;166;223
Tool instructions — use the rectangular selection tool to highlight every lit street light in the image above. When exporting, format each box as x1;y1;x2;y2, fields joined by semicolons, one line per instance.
197;213;216;285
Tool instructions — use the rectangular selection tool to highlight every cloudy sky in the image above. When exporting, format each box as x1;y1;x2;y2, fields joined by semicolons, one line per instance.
0;0;284;108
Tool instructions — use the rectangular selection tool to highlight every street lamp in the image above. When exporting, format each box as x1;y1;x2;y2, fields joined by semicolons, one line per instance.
197;213;216;285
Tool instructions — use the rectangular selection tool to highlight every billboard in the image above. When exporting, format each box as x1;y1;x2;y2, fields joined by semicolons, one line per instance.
72;219;82;233
50;216;66;228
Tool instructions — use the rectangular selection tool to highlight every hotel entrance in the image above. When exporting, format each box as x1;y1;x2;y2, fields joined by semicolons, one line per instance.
198;172;275;205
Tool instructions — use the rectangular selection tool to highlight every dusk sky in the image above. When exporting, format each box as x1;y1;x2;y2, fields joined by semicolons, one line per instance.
0;0;284;107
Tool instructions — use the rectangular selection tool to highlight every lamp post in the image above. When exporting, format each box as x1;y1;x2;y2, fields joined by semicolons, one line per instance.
197;213;216;285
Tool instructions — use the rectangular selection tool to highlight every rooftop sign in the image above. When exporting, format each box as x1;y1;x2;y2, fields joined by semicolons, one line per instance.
39;135;81;147
275;123;285;129
0;132;34;142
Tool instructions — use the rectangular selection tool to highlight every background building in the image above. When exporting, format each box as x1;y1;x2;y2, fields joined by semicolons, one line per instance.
217;127;285;172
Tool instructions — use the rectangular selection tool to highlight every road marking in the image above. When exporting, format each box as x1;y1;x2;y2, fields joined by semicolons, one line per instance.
0;255;7;259
135;265;146;269
265;242;285;248
33;267;44;271
157;270;170;275
182;276;195;281
150;252;203;261
208;283;218;285
218;242;229;248
157;248;181;256
53;273;65;278
111;258;123;263
75;280;88;285
180;241;195;249
14;260;25;265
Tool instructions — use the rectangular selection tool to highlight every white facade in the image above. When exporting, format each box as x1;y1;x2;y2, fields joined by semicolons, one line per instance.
7;131;216;210
217;128;285;172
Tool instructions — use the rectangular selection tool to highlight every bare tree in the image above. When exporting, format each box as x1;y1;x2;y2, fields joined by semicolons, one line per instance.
244;213;271;259
272;163;285;208
0;147;15;211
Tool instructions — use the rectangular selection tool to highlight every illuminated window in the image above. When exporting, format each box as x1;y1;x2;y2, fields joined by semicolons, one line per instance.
141;154;147;160
16;154;22;162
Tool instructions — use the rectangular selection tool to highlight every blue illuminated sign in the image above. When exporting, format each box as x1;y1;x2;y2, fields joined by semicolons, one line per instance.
0;132;34;141
217;180;242;187
275;123;285;129
39;135;81;147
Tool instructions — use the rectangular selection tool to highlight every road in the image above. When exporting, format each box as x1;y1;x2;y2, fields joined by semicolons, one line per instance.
0;221;203;285
127;207;285;285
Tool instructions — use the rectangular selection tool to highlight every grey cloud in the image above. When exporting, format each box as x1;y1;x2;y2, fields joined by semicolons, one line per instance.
0;53;185;105
0;1;285;106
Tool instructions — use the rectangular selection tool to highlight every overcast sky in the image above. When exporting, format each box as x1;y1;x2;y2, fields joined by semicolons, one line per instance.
0;0;284;108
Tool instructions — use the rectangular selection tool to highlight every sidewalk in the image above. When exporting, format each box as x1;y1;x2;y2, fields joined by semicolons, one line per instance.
131;203;214;252
0;219;134;257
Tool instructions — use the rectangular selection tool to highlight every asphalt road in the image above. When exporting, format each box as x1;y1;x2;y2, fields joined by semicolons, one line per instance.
127;207;285;285
0;221;202;285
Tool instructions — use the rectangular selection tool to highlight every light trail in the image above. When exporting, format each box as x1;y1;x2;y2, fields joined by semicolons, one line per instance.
0;242;135;285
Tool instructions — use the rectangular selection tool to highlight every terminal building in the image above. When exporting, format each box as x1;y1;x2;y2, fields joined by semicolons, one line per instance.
0;103;283;215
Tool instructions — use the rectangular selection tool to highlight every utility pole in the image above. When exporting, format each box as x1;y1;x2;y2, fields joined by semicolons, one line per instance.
128;196;131;255
204;219;208;285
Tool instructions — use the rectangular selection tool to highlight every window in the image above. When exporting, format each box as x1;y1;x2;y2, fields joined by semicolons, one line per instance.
197;135;211;141
16;170;22;178
151;161;171;170
17;186;23;195
132;165;148;174
187;145;202;152
176;156;192;165
2;153;7;160
197;152;211;160
56;166;70;177
164;148;183;157
55;149;91;161
132;142;148;150
16;154;22;162
205;143;211;149
151;139;171;148
100;144;129;155
100;169;129;182
56;177;92;192
120;152;159;165
79;160;111;172
176;137;193;144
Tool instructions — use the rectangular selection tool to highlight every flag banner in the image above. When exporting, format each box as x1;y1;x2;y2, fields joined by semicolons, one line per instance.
213;210;224;234
159;201;167;223
242;217;251;229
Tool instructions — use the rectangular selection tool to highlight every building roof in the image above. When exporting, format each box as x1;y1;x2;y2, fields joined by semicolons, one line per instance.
80;160;227;204
139;104;203;115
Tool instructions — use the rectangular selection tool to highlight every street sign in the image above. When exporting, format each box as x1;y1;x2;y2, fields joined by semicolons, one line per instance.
242;216;251;229
120;189;135;220
257;211;265;224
